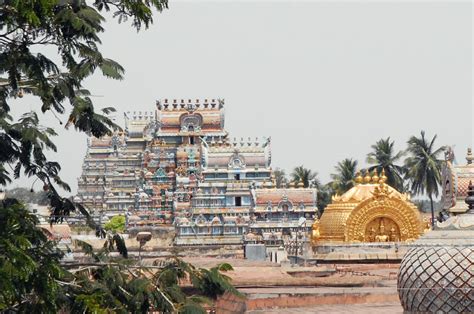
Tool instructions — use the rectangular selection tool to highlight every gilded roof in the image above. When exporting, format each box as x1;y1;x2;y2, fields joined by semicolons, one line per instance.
331;183;404;203
313;171;423;244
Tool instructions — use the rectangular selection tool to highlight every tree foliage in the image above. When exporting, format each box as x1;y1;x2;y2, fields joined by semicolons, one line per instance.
0;0;167;222
104;215;126;233
405;131;445;224
273;167;287;188
330;158;358;195
0;1;242;312
366;137;405;191
0;198;65;312
291;166;320;188
0;199;237;312
316;183;333;214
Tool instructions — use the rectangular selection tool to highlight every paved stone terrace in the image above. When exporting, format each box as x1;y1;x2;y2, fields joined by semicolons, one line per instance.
205;258;403;313
247;302;403;313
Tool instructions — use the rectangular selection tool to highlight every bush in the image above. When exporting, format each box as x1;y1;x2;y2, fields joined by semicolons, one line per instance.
104;215;126;233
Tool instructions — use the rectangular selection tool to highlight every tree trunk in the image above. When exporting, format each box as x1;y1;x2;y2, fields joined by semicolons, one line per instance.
429;194;435;227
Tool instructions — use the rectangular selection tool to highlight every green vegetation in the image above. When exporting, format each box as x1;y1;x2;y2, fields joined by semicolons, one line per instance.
291;166;320;188
330;158;358;195
0;198;64;312
0;0;167;224
0;199;238;312
405;131;446;225
104;215;126;233
273;168;288;188
366;137;405;191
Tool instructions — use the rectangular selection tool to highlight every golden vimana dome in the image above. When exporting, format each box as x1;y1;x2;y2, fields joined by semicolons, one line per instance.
312;169;428;244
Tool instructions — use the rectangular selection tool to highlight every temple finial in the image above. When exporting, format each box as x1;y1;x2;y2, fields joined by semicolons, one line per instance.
372;169;379;184
297;179;305;188
363;169;372;184
380;168;387;184
355;171;363;185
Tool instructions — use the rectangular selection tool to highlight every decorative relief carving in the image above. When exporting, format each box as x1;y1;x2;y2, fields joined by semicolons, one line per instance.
344;193;422;242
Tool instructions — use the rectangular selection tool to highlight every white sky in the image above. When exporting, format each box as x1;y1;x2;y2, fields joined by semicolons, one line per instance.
6;1;473;195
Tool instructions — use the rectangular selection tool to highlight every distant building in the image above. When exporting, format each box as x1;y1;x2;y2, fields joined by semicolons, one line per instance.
245;187;318;247
76;98;302;245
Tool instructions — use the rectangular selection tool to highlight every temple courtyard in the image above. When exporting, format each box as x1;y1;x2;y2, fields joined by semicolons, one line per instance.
166;257;403;313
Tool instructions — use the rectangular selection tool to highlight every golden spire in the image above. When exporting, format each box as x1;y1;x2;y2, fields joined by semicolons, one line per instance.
372;169;379;184
363;169;372;184
355;171;363;185
380;168;387;184
289;181;296;188
297;179;305;188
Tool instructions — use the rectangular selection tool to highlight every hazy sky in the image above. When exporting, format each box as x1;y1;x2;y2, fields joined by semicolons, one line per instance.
7;1;473;194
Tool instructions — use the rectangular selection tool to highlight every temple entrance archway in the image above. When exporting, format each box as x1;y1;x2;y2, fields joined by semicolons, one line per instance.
344;192;423;243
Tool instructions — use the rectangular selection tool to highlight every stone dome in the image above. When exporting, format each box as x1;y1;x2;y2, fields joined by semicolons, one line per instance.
398;180;474;312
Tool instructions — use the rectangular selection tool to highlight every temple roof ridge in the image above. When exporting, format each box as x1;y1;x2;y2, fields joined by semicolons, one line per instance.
156;98;224;111
124;111;155;124
205;136;271;150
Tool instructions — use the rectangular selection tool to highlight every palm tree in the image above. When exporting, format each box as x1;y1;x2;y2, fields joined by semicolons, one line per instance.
316;183;334;214
405;131;446;226
366;137;405;190
291;166;320;188
331;158;358;195
273;168;288;188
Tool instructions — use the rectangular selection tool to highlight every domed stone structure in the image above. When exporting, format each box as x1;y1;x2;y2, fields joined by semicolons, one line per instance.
312;170;426;244
398;180;474;312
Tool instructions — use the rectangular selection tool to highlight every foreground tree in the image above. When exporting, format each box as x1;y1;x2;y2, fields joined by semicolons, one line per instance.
0;198;238;312
0;198;65;312
0;3;243;310
291;166;320;188
0;1;241;312
330;158;358;195
405;131;446;226
366;137;405;190
0;0;167;222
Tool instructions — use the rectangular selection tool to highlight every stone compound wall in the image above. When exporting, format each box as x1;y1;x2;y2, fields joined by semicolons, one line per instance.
215;292;247;314
215;289;400;313
244;293;399;310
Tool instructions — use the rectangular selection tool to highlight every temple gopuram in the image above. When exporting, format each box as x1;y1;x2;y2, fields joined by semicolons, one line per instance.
441;147;474;215
76;98;318;246
312;170;425;244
